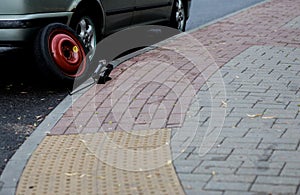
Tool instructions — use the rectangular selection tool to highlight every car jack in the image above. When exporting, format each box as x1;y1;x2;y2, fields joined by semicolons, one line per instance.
68;60;114;95
93;60;114;84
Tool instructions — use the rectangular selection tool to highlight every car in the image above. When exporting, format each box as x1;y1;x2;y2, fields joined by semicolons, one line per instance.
0;0;191;84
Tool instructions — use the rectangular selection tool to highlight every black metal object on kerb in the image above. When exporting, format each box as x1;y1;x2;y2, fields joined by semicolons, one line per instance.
68;60;115;95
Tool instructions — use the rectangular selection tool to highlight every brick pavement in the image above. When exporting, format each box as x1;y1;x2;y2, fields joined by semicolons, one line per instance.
1;0;300;194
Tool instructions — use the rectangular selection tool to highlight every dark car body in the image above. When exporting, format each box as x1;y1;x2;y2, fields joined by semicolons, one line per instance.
0;0;191;55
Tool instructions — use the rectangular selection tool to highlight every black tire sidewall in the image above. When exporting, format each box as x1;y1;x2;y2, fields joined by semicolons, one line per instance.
34;23;90;85
170;0;187;32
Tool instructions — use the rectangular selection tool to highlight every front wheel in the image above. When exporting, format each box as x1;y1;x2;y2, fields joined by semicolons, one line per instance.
170;0;187;32
33;23;90;85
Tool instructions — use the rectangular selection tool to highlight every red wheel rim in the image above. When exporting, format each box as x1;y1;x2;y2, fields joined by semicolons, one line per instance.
49;29;87;78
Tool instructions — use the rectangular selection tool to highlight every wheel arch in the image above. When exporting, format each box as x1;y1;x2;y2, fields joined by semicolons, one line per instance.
70;0;105;41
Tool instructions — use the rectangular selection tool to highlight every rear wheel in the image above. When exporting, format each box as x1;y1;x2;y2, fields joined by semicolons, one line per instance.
170;0;187;31
71;15;97;61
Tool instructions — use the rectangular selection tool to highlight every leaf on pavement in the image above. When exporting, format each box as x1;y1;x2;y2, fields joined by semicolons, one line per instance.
65;172;78;176
221;100;228;108
247;114;262;118
262;116;276;119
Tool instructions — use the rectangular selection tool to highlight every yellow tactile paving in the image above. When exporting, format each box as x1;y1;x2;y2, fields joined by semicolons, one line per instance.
16;129;185;195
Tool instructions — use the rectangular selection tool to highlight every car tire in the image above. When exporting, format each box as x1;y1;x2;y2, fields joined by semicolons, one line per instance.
170;0;187;32
33;23;90;86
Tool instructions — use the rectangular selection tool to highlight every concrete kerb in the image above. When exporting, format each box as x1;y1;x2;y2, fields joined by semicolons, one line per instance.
0;1;270;194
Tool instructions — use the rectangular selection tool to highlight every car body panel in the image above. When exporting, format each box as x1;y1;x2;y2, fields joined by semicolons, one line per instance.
101;0;135;33
133;0;172;24
0;0;77;14
0;0;191;54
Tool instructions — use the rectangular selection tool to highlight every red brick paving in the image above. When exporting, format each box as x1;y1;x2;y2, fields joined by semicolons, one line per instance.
50;0;300;135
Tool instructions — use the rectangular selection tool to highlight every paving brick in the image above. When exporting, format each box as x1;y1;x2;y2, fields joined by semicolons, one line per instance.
205;181;251;191
184;189;223;195
284;162;300;170
177;173;211;182
280;168;300;177
241;161;285;170
181;181;207;191
258;143;297;151
251;184;297;194
223;191;257;195
237;167;281;176
194;166;237;175
211;174;255;183
271;151;300;162
199;160;242;168
255;176;300;185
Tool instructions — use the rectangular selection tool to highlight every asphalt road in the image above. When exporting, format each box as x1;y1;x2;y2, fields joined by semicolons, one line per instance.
185;0;265;30
0;0;265;176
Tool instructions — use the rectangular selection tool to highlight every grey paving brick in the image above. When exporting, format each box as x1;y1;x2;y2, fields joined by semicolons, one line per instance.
241;161;285;170
204;181;251;191
222;117;243;127
238;118;275;129
194;166;237;175
237;167;281;176
203;148;233;155
173;159;202;167
199;160;243;169
223;191;258;195
219;129;248;138
177;173;211;182
211;174;255;183
180;181;206;191
255;176;300;185
244;129;282;138
251;184;297;194
185;189;223;195
275;119;300;126
186;153;228;161
220;141;259;149
279;130;300;139
271;151;300;162
0;187;14;195
175;165;198;173
280;168;300;177
264;108;298;119
258;143;297;150
232;149;273;156
285;162;300;169
262;137;300;144
238;86;269;93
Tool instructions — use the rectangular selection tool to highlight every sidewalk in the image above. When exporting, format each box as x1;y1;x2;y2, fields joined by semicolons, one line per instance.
1;0;300;194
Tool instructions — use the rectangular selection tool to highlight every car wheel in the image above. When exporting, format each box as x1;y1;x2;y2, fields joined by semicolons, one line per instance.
34;23;89;85
170;0;187;31
70;13;98;62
